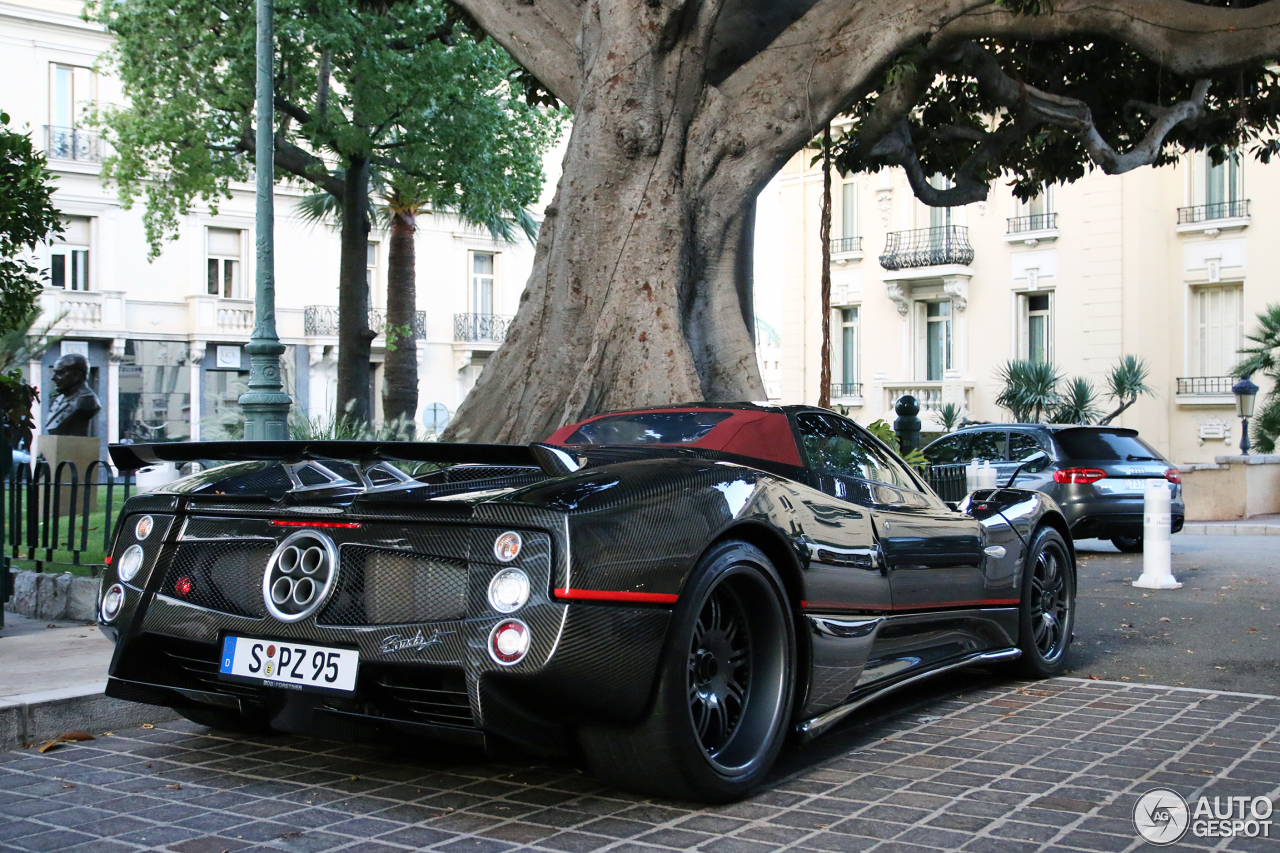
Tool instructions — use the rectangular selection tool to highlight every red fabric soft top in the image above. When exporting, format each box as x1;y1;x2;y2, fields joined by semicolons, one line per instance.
546;408;802;467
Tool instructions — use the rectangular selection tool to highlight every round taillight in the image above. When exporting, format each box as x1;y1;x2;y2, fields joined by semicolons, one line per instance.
117;544;145;583
489;619;531;666
100;583;125;622
493;531;522;563
134;515;154;541
1165;468;1182;485
487;568;531;613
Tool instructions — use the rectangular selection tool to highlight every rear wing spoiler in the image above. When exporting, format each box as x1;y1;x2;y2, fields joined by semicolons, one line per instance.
108;441;582;478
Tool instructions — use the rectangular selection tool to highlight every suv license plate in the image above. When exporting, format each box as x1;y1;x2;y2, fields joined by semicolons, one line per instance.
219;635;358;693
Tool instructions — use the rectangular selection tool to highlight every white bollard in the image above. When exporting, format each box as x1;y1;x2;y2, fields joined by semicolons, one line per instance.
135;463;180;494
978;460;998;490
1133;478;1181;589
966;459;980;492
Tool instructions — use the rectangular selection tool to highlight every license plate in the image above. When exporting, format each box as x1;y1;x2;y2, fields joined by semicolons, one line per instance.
1099;479;1148;494
219;635;358;693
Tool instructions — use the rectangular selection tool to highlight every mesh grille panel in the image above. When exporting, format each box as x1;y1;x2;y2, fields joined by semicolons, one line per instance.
319;547;467;625
159;541;274;617
296;465;330;486
441;465;541;483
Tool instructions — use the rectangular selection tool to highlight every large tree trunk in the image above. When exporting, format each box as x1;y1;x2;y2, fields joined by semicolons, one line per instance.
382;209;418;433
336;157;375;423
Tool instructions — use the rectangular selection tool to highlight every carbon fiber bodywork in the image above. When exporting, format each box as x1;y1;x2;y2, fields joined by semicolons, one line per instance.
100;404;1072;756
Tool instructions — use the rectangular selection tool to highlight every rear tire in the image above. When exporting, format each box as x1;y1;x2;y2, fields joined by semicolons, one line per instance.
1011;527;1075;678
1111;535;1143;553
579;541;795;803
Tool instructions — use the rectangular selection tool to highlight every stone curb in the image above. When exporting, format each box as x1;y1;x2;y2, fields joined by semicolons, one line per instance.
4;569;99;622
0;681;178;751
1180;523;1280;535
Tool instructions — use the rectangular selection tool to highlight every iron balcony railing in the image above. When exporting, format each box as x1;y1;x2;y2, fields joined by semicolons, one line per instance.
44;126;103;162
1176;376;1237;395
925;463;970;502
1007;212;1058;234
830;236;863;254
880;225;974;270
830;383;863;398
454;313;514;344
1177;200;1250;224
303;305;426;338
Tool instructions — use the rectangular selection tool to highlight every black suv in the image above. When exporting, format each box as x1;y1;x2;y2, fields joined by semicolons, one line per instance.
923;424;1184;551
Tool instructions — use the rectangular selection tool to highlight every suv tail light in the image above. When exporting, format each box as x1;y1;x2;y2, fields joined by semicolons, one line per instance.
1165;468;1182;485
1054;468;1107;485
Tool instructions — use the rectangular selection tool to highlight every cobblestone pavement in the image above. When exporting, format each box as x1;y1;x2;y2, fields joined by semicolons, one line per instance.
1;678;1278;853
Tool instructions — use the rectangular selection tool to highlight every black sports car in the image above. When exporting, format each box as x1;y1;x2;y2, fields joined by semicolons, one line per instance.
99;403;1076;802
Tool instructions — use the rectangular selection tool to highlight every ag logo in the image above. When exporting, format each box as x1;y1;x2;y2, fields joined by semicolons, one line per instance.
1133;788;1190;845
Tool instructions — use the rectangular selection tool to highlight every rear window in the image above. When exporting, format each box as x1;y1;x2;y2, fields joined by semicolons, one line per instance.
562;411;732;445
1054;430;1162;462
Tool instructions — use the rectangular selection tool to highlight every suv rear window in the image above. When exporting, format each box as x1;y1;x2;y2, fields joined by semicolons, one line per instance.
1054;429;1162;462
562;411;732;445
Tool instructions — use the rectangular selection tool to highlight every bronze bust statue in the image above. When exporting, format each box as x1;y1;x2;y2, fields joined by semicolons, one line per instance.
45;353;101;436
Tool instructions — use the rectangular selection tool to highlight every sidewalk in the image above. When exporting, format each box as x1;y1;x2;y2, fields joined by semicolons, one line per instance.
0;612;175;749
1181;512;1280;535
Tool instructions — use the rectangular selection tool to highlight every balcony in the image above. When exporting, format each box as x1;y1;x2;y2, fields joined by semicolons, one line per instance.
880;226;974;271
1176;375;1237;407
1005;213;1059;246
883;381;973;422
40;287;126;332
303;305;426;339
829;236;863;264
44;126;103;163
454;313;513;344
1176;200;1250;236
830;382;863;400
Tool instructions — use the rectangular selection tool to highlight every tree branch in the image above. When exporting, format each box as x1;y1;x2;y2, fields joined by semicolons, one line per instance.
236;123;344;198
449;0;582;107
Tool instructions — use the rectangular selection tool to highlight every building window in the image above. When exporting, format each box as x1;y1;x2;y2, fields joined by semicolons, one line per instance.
1192;284;1243;377
366;242;378;290
841;179;858;241
50;216;91;290
1018;292;1053;363
923;300;952;381
840;306;859;386
1205;151;1242;210
206;228;243;298
119;340;191;443
472;252;495;315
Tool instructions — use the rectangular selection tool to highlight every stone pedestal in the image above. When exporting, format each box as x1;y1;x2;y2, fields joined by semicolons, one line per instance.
35;435;103;517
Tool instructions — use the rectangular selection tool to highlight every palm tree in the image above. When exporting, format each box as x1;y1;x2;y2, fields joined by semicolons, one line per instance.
1053;377;1101;425
298;170;538;435
1098;355;1154;425
1235;302;1280;452
996;360;1063;423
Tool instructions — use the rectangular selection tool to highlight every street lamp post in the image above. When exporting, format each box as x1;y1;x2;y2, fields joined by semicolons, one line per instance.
1232;374;1259;455
238;0;292;439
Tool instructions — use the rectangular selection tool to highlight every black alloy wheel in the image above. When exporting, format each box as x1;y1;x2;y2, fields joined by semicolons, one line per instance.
580;540;795;802
1011;526;1075;677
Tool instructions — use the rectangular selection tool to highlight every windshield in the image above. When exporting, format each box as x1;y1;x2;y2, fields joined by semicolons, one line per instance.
1054;429;1163;462
562;411;732;445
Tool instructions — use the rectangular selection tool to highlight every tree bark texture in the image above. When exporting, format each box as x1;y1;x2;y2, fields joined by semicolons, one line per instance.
818;127;832;410
445;0;1280;444
337;158;375;424
382;210;419;432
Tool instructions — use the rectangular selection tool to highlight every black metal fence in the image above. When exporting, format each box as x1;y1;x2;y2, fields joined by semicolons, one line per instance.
1006;212;1057;234
830;383;863;398
303;305;427;338
880;226;975;270
830;236;863;254
1176;376;1236;395
925;463;969;502
2;460;132;576
454;313;514;344
1177;200;1250;224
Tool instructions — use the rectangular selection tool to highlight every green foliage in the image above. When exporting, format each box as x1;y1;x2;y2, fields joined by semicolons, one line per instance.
86;0;565;258
1236;303;1280;452
864;418;928;470
1098;355;1154;425
937;402;964;433
996;360;1063;423
0;111;63;332
832;1;1280;205
1052;376;1101;425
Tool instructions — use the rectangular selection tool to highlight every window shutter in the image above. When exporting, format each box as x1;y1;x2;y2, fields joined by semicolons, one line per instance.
915;301;928;381
1017;295;1030;360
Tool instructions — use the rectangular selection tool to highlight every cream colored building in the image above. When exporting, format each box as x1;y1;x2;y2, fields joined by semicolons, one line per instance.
1;0;545;448
756;127;1273;464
